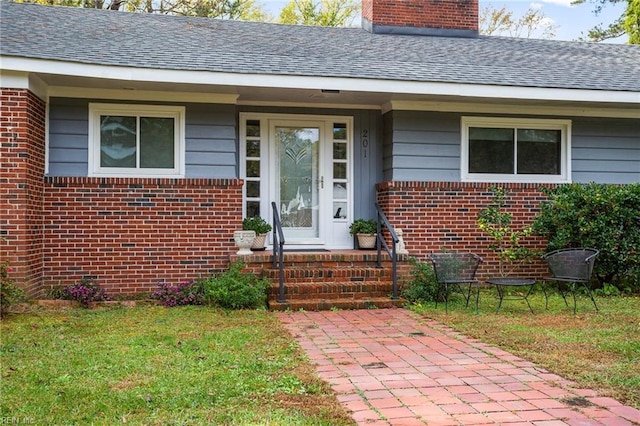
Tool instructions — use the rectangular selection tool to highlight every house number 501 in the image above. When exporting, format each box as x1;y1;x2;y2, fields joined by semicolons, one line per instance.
362;129;369;158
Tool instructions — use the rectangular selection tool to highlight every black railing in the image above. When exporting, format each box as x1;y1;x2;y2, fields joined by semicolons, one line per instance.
375;202;399;299
271;202;286;303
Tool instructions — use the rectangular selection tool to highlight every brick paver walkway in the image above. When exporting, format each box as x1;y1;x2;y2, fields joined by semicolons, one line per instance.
277;309;639;426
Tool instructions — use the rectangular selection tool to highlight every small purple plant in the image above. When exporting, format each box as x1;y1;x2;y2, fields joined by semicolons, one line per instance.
62;279;110;307
151;280;203;307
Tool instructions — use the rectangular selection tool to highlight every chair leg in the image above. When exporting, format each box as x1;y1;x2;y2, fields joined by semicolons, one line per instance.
571;283;577;315
542;281;550;309
464;283;472;308
474;284;480;314
583;284;599;312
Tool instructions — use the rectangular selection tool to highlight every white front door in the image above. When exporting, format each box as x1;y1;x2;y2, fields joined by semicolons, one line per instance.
240;114;353;249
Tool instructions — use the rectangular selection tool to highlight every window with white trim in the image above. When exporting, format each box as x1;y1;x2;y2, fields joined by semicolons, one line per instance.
89;103;185;177
461;117;571;183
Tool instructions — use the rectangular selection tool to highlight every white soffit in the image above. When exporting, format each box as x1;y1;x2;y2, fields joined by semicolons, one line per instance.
2;56;639;113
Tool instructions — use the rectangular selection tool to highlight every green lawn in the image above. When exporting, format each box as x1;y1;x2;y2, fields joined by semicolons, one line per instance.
0;306;354;425
412;290;640;409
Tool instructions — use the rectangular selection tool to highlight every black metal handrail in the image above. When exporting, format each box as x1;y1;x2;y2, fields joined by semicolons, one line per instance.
271;202;286;303
374;202;399;299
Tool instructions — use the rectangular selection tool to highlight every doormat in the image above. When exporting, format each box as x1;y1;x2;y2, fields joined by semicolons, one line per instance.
282;249;331;252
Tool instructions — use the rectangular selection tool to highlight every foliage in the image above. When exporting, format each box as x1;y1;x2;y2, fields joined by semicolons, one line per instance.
15;0;270;20
61;279;110;307
348;218;377;236
201;262;269;309
402;257;440;303
151;280;204;306
278;0;359;27
0;307;353;424
0;260;26;317
532;183;640;292
242;215;272;234
479;4;557;38
572;0;639;44
478;186;538;277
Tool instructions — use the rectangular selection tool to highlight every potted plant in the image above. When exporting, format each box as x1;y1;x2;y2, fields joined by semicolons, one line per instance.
349;218;378;249
242;216;272;251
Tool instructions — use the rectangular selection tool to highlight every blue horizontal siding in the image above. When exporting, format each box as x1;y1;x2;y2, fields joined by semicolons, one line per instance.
387;111;639;184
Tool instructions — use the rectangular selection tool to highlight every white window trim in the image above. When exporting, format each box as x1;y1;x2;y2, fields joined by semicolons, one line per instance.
88;103;185;177
461;116;572;183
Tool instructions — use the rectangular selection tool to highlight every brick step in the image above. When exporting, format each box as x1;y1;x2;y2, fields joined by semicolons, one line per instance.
268;281;395;300
263;267;393;283
268;296;406;312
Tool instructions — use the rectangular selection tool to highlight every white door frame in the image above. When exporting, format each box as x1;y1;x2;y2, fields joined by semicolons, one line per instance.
239;113;354;249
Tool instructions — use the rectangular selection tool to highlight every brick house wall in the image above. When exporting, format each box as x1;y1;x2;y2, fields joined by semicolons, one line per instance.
377;181;552;280
0;89;46;296
41;177;243;296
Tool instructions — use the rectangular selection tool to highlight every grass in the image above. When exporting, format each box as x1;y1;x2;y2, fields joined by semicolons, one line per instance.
410;288;640;409
0;305;354;425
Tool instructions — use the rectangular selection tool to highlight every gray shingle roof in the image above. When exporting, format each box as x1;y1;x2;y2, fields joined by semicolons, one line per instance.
2;1;639;92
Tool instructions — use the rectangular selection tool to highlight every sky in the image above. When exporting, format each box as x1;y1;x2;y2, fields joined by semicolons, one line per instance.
483;0;628;42
259;0;628;43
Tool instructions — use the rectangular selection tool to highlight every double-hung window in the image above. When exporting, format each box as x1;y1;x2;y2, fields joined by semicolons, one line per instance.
89;103;185;177
461;117;571;183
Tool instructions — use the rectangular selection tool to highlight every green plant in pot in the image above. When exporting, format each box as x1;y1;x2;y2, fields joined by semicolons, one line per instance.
349;218;378;249
242;216;272;251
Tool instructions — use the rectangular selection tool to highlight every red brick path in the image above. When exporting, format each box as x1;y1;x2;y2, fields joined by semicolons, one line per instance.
278;309;639;426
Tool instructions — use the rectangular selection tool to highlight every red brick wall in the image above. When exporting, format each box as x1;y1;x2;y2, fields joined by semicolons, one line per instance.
0;89;46;296
363;0;478;31
42;177;243;296
377;181;552;280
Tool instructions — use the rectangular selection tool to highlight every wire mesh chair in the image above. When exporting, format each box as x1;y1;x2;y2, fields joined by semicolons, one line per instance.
542;248;599;314
428;253;483;313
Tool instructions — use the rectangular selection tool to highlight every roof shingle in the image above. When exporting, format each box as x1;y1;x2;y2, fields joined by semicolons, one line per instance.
1;1;639;92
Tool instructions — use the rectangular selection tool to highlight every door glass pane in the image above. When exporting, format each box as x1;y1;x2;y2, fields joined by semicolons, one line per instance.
469;127;514;174
100;115;136;168
246;180;260;198
246;140;260;158
246;160;260;177
140;117;174;168
517;129;561;175
246;120;260;137
333;142;347;160
246;201;260;218
277;126;319;239
333;163;347;180
333;123;347;140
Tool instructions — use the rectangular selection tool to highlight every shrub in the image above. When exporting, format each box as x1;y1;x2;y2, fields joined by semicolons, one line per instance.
202;262;269;309
478;186;539;277
402;258;440;303
348;218;377;236
242;216;272;235
151;280;204;307
1;259;25;317
533;183;640;293
61;279;110;307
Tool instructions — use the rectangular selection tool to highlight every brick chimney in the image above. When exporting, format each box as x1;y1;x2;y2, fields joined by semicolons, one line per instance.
362;0;479;38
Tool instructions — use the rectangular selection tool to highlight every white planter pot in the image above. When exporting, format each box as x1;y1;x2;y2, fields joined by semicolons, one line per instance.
233;230;256;255
357;233;377;249
251;233;268;251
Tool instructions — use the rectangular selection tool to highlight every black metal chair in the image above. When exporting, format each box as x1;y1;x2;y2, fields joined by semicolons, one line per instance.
428;253;483;313
542;248;599;314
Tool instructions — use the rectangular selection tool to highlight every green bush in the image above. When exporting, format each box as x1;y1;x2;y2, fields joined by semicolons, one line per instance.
201;262;270;309
402;258;440;303
533;183;640;293
1;260;25;317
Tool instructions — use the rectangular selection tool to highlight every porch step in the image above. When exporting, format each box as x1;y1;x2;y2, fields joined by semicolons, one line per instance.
268;297;405;312
235;250;411;311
